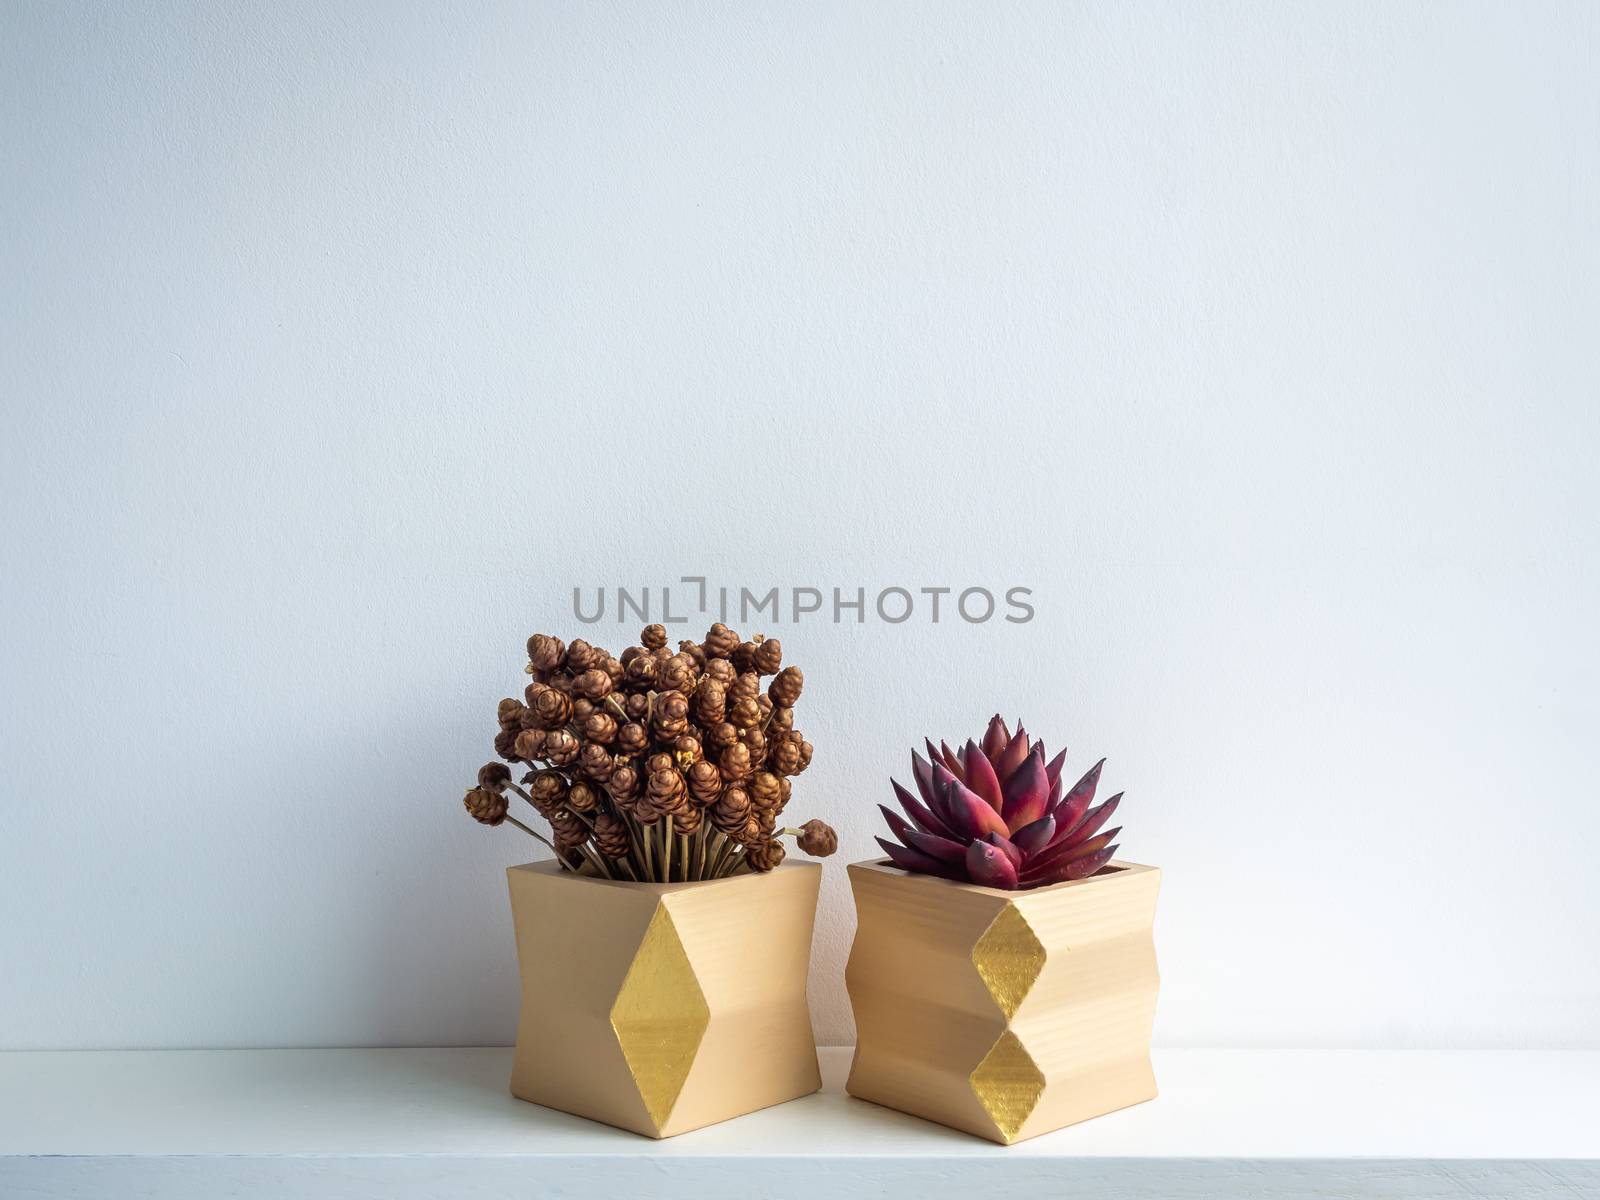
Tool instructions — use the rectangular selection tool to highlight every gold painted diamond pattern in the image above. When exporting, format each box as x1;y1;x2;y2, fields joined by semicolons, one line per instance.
609;904;710;1128
971;902;1045;1020
969;1029;1046;1143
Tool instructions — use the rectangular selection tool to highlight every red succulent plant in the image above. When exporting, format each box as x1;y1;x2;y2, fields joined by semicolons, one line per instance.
879;714;1124;890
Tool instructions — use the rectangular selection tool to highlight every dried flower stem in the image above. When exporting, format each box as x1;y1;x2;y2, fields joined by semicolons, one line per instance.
576;841;618;880
504;814;556;853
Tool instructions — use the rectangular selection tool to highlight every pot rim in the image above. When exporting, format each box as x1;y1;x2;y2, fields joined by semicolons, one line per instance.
508;857;820;895
847;856;1156;899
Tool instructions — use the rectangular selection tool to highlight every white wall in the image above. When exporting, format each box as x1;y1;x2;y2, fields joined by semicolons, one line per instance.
3;0;1597;1051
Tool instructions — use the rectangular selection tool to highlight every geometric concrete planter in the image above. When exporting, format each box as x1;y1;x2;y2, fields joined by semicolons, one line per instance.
507;860;823;1138
845;858;1160;1144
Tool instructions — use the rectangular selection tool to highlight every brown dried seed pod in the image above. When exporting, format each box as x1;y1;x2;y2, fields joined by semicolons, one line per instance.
497;698;524;730
745;837;786;872
731;642;759;673
729;696;762;729
740;727;767;764
477;762;512;791
769;666;803;708
712;786;751;834
527;634;566;672
779;777;791;807
574;668;613;701
624;692;650;721
677;639;707;670
738;814;765;845
753;638;782;675
686;759;722;805
512;728;547;761
705;721;739;751
547;672;576;695
493;727;520;761
645;751;676;775
749;770;783;812
463;786;507;826
703;623;741;658
797;819;838;857
543;729;580;766
641;623;668;650
651;691;690;739
531;686;573;728
623;653;659;689
730;671;760;702
566;781;600;812
592;811;630;860
577;743;614;782
608;764;642;803
672;806;703;836
572;697;596;722
795;740;813;773
616;722;649;754
647;766;688;815
673;733;703;765
601;656;625;683
549;808;587;851
692;678;726;726
657;654;697;696
769;734;801;776
704;659;737;686
528;770;568;814
719;742;752;781
583;711;618;744
768;705;795;732
565;638;602;672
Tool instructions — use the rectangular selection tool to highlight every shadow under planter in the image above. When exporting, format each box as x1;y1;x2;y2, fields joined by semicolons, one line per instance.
506;860;822;1138
845;858;1160;1144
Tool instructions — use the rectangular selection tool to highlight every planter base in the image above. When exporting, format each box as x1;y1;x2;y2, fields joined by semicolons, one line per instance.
507;860;822;1138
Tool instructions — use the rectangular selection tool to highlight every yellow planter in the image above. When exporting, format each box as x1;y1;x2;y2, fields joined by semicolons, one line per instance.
845;858;1160;1144
506;860;822;1138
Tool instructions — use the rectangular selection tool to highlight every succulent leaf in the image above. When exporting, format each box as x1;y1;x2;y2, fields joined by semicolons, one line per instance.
1030;844;1117;884
939;740;966;779
1043;745;1068;789
980;714;1011;761
983;831;1023;869
877;803;914;844
877;836;962;880
1022;827;1121;879
1051;792;1122;851
934;773;1010;841
962;739;1005;812
892;777;956;841
994;726;1032;782
911;751;938;808
926;738;965;784
1050;758;1104;832
1001;746;1050;832
965;840;1019;889
902;826;971;865
1010;814;1055;856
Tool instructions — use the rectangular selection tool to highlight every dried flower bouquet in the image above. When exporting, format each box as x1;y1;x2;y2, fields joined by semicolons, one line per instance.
462;622;837;881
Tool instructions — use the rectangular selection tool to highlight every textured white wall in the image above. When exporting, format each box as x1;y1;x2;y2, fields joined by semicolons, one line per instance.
3;0;1597;1051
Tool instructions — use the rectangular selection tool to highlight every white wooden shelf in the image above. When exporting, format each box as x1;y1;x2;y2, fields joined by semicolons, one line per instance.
3;1046;1597;1198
